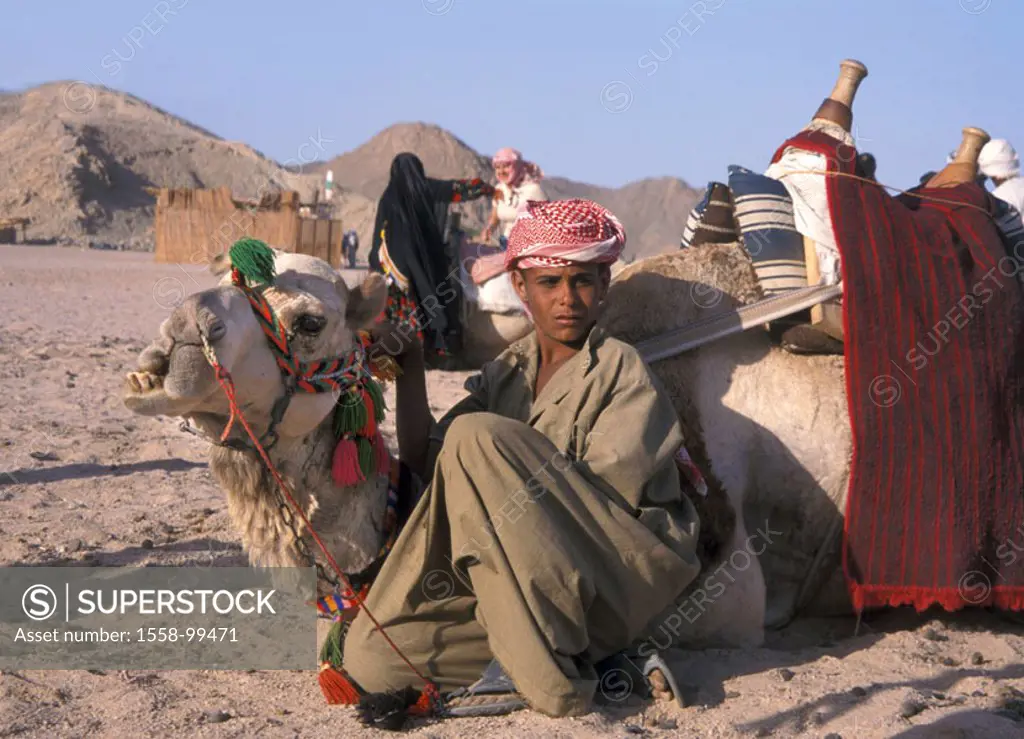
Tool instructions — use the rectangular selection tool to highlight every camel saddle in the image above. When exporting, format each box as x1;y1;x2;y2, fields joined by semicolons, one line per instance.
678;171;844;356
460;241;508;285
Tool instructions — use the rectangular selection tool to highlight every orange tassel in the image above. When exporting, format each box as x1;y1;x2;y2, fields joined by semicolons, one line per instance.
407;684;440;717
332;438;365;486
319;662;361;704
359;390;377;437
374;431;391;475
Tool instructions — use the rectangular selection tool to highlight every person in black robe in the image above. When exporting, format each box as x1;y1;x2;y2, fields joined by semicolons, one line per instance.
370;153;497;363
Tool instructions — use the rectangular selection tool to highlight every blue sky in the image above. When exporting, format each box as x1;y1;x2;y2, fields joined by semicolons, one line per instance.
3;0;1019;191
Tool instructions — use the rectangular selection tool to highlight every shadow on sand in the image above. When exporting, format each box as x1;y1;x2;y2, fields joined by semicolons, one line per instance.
9;537;247;569
0;458;206;487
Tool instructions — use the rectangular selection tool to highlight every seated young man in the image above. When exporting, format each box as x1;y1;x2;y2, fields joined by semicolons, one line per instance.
343;198;702;722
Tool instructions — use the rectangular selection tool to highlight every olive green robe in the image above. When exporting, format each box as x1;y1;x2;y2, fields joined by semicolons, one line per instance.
342;326;701;717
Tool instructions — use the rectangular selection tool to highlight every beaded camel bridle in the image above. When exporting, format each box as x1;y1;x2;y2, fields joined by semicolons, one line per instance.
189;238;404;604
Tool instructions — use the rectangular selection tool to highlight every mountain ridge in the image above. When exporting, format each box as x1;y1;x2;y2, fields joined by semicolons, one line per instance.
0;83;700;259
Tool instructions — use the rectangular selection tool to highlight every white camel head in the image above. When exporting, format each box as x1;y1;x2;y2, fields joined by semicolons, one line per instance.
124;247;387;444
123;245;394;582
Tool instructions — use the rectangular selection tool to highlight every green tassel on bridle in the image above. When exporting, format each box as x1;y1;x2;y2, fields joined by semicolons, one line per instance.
357;437;375;478
365;379;387;423
319;619;347;667
333;390;368;437
229;238;277;287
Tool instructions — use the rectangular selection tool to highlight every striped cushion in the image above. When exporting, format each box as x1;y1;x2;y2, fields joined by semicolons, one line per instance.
728;165;808;295
680;185;712;249
680;182;737;249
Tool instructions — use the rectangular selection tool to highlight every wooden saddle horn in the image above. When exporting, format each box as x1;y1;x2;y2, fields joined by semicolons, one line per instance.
925;127;991;188
811;59;869;133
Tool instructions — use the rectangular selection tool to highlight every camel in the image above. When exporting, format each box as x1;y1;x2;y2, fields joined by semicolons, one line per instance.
457;284;533;367
602;62;1006;650
446;228;534;368
124;249;394;595
604;133;1004;651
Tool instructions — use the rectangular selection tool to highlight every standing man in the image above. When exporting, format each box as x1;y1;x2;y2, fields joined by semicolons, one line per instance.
344;229;359;268
980;139;1024;215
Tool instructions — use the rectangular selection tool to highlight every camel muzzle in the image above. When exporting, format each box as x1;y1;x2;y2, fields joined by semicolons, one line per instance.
123;297;231;417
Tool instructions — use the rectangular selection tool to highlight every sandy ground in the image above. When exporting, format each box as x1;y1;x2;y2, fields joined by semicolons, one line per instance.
2;244;1024;738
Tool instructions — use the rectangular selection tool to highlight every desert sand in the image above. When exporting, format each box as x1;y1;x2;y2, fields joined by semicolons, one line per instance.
2;244;1024;738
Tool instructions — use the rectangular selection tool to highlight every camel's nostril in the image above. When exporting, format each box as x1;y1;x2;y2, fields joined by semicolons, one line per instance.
207;320;227;342
138;346;170;376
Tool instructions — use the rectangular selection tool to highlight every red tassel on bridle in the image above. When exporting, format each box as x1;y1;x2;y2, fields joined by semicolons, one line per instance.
359;389;377;437
332;438;365;486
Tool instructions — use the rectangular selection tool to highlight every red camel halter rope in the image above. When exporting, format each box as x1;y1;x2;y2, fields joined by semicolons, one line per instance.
200;238;441;722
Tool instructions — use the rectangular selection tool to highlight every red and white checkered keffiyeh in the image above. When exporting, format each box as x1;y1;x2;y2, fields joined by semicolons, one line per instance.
504;198;626;270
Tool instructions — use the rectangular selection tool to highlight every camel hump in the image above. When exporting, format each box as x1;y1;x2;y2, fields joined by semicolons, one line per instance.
811;58;869;132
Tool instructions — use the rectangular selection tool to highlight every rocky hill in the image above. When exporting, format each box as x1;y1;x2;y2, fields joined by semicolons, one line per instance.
0;83;699;260
0;82;331;249
313;122;702;260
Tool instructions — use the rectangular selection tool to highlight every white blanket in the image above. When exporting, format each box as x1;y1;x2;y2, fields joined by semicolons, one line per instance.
763;120;854;286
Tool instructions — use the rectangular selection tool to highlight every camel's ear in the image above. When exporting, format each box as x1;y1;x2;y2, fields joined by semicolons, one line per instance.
210;253;230;277
345;272;388;329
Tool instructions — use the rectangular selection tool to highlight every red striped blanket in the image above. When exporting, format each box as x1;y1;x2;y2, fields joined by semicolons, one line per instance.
771;131;1024;612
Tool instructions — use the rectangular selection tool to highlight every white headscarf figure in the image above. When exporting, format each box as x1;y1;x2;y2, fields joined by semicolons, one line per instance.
979;139;1020;181
979;139;1024;221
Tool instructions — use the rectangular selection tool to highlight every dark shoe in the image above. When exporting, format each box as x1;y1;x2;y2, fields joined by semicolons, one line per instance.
594;650;651;705
442;659;527;718
355;686;423;731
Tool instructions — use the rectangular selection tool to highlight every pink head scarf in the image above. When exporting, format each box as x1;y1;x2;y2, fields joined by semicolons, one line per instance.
504;198;626;270
492;147;544;188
